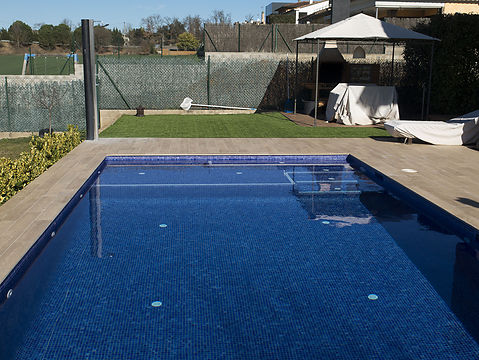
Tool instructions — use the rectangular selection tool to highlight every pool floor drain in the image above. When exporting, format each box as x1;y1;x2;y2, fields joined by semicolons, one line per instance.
368;294;379;300
151;301;162;307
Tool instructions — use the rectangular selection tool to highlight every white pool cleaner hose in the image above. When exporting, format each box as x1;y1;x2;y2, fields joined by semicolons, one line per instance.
180;97;256;111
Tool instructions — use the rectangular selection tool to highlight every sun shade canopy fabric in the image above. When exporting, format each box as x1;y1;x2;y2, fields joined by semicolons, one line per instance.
294;13;439;42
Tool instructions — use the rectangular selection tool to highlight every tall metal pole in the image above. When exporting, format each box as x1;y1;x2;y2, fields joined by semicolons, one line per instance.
82;19;98;140
207;55;211;105
238;23;241;52
5;77;11;132
314;39;320;125
294;41;299;114
390;42;395;86
426;42;435;121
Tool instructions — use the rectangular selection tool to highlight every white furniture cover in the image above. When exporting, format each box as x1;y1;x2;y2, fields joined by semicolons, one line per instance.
384;110;479;145
326;83;400;125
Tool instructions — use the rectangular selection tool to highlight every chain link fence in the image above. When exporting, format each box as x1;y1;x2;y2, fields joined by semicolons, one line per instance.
97;56;281;110
0;53;418;133
0;78;85;132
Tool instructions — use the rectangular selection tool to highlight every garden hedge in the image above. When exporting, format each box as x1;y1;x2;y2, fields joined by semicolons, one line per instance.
0;126;82;204
404;14;479;115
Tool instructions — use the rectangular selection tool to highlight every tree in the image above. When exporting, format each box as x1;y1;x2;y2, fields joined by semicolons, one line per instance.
111;28;124;48
404;14;479;114
0;28;9;40
176;32;200;50
72;26;82;51
61;18;73;29
142;15;163;34
94;26;112;51
129;28;145;46
34;82;69;135
53;23;71;46
8;20;33;47
38;24;55;49
159;17;185;44
184;15;203;40
209;10;232;25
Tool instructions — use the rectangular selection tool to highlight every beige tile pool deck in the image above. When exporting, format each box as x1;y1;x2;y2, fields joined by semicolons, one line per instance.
1;137;479;286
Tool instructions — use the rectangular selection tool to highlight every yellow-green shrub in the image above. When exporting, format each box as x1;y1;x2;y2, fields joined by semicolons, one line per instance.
0;126;82;204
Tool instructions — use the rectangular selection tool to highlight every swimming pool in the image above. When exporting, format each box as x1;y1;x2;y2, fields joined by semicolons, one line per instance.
1;155;479;359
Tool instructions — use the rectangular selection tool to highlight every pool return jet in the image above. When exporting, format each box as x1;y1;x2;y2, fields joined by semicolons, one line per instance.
180;97;256;112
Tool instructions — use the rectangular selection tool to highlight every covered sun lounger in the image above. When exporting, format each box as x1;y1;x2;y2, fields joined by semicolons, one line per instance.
384;110;479;145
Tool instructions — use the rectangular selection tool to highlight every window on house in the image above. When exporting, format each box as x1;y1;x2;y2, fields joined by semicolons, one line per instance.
353;46;366;59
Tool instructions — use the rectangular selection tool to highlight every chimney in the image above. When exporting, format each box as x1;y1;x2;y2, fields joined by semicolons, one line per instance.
331;0;350;23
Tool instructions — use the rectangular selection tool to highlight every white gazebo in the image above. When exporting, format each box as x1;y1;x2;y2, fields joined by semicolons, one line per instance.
293;13;440;122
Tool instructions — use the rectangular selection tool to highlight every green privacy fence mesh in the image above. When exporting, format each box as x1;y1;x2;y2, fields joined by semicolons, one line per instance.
0;79;85;132
2;55;409;133
97;56;281;110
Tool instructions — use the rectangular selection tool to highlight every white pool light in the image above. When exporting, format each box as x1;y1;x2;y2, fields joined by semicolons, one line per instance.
139;172;146;175
368;294;379;300
159;224;167;228
6;289;13;299
322;221;330;225
236;172;243;175
151;301;162;307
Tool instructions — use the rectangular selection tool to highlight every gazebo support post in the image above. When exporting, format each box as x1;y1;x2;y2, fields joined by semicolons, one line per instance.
390;41;395;86
294;41;299;114
426;42;435;120
314;39;320;125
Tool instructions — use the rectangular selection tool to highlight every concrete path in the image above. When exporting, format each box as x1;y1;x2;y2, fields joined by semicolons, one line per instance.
1;137;478;284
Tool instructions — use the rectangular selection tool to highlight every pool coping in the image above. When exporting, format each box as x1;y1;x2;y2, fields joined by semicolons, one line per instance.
1;137;479;303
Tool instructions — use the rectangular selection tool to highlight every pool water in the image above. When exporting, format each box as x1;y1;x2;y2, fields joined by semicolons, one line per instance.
1;157;479;359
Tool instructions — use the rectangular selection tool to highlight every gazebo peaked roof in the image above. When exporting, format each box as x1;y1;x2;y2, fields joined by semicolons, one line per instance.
294;13;439;42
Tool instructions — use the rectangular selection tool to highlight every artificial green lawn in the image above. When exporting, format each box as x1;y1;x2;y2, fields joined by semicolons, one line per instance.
0;55;23;75
0;55;74;75
100;112;391;138
0;137;31;159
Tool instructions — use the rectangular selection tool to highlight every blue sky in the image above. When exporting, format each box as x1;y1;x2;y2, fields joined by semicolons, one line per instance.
0;0;267;30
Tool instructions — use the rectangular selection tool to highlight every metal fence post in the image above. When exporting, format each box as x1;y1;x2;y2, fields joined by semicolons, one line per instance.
207;55;211;105
96;55;101;129
275;25;278;52
426;42;435;120
238;23;241;52
5;77;11;132
271;24;274;53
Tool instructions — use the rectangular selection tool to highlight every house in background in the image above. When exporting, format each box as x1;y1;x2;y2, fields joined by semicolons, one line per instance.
266;0;479;24
266;1;331;23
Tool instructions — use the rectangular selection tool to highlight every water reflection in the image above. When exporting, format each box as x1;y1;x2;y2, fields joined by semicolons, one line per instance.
452;242;479;342
289;165;479;343
89;177;103;258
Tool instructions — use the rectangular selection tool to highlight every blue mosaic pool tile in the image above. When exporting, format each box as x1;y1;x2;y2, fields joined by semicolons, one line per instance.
105;154;349;166
2;158;479;359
